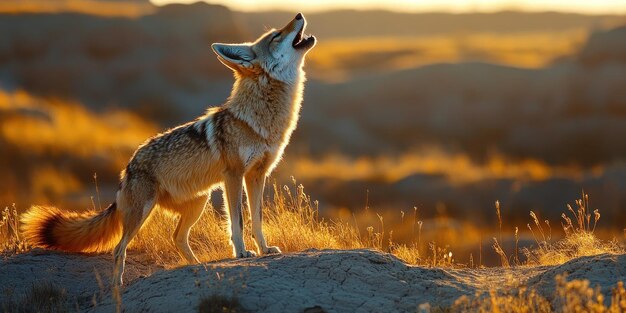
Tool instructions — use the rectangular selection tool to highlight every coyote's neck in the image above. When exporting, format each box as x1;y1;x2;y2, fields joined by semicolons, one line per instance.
225;72;304;143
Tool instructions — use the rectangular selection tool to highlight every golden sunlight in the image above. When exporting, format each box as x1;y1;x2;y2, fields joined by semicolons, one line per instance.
282;149;598;185
151;0;626;14
1;4;625;311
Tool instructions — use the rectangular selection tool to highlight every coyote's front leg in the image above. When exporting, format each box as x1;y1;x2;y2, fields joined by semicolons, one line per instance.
245;168;281;255
224;172;256;258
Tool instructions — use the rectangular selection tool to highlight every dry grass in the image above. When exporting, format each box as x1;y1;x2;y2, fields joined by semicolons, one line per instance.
451;287;552;313
130;178;473;268
132;182;623;270
3;177;623;269
523;194;624;266
3;169;624;272
131;179;365;266
0;205;29;254
1;282;68;313
450;274;626;313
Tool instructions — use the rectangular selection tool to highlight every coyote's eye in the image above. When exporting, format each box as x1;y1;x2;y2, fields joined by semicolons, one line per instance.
270;32;281;43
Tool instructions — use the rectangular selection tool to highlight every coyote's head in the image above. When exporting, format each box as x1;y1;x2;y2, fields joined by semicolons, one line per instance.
211;13;316;82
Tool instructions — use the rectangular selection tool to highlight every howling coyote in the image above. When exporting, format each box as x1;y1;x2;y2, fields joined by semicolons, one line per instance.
21;13;316;286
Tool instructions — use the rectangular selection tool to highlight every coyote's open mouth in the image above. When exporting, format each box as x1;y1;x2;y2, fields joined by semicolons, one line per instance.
292;23;315;50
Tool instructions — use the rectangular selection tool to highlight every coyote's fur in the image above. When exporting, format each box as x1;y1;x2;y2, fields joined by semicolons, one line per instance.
21;13;316;286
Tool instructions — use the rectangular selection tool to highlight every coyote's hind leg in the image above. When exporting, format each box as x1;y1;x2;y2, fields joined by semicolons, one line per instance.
112;180;157;287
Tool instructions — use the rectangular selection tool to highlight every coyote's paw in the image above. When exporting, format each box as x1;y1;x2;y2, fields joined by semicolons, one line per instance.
236;250;257;258
263;246;282;255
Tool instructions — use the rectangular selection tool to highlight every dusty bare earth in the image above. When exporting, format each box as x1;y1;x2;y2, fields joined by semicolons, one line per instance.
1;249;625;312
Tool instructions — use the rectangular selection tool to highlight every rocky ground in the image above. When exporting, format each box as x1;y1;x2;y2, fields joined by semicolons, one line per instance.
1;249;625;312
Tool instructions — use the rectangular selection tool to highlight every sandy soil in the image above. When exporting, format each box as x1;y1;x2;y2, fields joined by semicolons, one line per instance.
1;249;624;312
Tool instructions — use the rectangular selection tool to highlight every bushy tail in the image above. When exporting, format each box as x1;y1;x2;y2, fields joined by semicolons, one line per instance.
21;203;122;253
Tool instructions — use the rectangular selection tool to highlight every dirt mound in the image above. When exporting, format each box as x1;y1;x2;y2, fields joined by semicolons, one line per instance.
1;249;624;312
526;253;626;298
0;249;160;307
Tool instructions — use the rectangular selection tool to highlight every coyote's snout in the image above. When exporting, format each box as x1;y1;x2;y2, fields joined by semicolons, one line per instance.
21;13;316;287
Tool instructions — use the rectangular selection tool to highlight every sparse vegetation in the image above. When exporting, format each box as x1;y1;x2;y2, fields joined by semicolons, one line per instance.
450;286;552;313
127;178;477;268
449;274;626;313
131;179;365;266
132;181;625;269
1;283;68;313
523;193;624;266
3;178;624;270
0;205;29;254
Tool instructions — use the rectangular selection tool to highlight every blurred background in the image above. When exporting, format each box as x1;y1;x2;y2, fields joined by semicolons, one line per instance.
1;0;625;263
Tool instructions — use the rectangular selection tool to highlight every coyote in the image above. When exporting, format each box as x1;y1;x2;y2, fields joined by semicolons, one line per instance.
21;13;316;286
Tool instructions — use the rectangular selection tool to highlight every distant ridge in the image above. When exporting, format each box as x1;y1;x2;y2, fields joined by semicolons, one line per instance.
92;0;149;2
239;10;626;38
0;0;154;17
0;1;623;35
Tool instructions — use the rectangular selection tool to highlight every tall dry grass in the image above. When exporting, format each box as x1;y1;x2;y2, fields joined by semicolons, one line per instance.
131;179;365;266
3;175;624;271
450;274;626;313
1;282;69;313
522;193;624;266
132;177;463;267
3;175;624;270
131;183;624;269
0;205;29;254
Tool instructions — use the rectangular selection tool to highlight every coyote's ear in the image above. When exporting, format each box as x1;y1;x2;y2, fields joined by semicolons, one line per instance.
211;43;255;71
